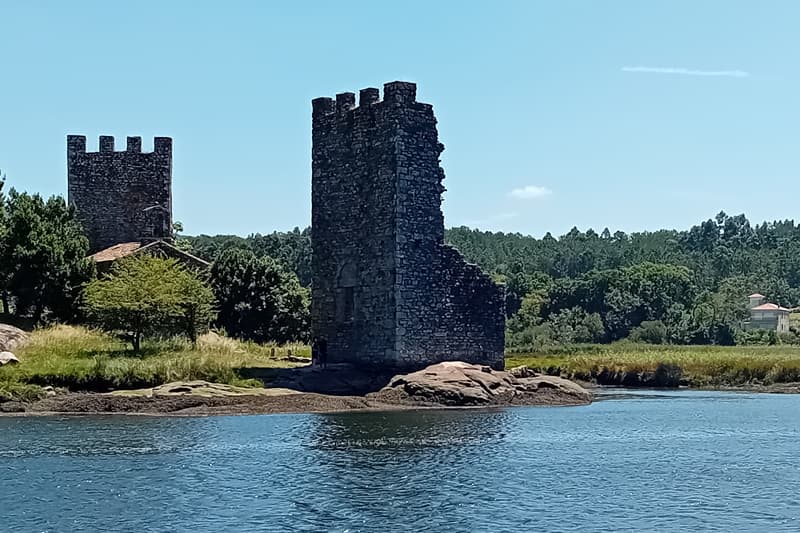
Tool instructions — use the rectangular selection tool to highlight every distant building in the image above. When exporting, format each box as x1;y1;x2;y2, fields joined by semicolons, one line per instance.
90;240;209;275
745;293;791;333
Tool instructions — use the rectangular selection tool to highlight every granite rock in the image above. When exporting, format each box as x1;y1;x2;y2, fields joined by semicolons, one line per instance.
0;352;19;366
0;324;27;352
372;361;592;406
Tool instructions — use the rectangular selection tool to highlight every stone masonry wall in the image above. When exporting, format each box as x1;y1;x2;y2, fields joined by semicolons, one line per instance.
311;81;505;371
67;135;172;253
311;88;398;367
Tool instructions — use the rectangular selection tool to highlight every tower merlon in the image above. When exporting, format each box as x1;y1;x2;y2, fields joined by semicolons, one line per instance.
67;135;86;155
127;136;142;152
312;97;335;118
359;88;380;106
384;81;417;105
154;137;172;155
313;81;420;118
336;92;356;113
99;135;115;152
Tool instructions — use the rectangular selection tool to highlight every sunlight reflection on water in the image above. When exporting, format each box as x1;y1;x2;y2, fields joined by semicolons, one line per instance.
1;390;799;532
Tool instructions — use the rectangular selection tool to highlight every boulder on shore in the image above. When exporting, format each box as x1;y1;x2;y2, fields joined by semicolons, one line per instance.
370;361;591;407
0;324;27;353
0;352;19;366
111;380;301;398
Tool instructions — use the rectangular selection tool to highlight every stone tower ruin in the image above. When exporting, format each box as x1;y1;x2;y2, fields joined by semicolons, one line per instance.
67;135;173;253
311;81;505;371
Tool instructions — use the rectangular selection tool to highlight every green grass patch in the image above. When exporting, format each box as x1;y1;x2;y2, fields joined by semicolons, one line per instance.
7;327;800;401
0;325;308;401
507;342;800;387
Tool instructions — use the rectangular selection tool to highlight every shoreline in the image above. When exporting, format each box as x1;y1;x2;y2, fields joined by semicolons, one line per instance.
0;391;587;418
3;381;799;418
589;382;800;395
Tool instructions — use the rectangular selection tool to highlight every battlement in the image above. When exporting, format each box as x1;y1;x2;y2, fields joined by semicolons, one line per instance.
67;135;172;155
312;81;419;118
67;134;173;253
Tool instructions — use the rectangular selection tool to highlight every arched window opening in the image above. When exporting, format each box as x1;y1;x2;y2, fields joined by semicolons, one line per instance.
337;261;358;322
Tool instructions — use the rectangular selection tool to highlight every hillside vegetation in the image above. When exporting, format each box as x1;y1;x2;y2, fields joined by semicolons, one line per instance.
184;212;800;348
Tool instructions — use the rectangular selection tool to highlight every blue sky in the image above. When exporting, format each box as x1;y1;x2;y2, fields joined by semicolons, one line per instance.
2;1;798;237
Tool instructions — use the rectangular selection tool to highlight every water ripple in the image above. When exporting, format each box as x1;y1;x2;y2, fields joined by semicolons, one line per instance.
1;391;800;532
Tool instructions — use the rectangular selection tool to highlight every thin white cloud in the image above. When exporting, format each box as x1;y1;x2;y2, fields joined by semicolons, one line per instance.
622;66;750;78
509;185;552;200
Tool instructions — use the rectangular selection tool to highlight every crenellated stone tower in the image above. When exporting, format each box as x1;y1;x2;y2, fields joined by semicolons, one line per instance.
67;135;173;253
311;81;505;371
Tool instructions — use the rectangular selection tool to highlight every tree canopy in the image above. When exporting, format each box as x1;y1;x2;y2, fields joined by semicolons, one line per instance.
83;255;216;351
0;189;94;322
209;248;310;344
181;211;800;347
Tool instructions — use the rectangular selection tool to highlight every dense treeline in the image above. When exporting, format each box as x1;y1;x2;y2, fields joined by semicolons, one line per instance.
446;212;800;301
5;165;798;349
447;213;800;347
185;228;312;286
0;177;95;324
1;177;309;347
181;211;800;348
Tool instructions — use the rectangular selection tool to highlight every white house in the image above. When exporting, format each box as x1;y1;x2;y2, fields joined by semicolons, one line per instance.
745;293;791;333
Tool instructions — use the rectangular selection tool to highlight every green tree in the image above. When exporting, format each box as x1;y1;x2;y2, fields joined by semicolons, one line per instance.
0;174;8;314
210;248;310;343
501;265;552;318
0;189;94;323
546;307;605;344
629;320;668;344
83;255;215;351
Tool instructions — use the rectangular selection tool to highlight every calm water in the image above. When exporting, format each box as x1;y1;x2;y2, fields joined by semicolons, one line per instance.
1;391;799;532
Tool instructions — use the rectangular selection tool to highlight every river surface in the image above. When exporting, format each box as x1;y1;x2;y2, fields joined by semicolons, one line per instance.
1;390;799;532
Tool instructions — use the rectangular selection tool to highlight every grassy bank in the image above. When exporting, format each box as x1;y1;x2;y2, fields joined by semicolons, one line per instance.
507;343;800;387
0;326;307;402
6;327;800;403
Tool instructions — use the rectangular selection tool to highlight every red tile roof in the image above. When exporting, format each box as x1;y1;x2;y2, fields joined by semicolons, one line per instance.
751;303;791;312
90;242;142;262
88;240;210;269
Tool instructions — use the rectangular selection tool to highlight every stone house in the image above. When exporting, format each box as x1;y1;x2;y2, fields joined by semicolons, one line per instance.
745;293;792;333
90;240;209;275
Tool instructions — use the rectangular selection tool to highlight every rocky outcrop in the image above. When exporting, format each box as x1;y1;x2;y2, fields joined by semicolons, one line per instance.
0;352;19;366
111;380;301;398
3;365;590;417
0;324;27;352
370;361;591;407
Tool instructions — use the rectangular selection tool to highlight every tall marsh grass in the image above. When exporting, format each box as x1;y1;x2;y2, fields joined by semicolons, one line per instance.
507;342;800;386
0;325;310;401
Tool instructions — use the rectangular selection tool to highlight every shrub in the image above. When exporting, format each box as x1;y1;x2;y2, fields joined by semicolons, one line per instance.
210;249;310;344
735;329;779;346
83;255;216;351
547;307;605;344
629;320;668;344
